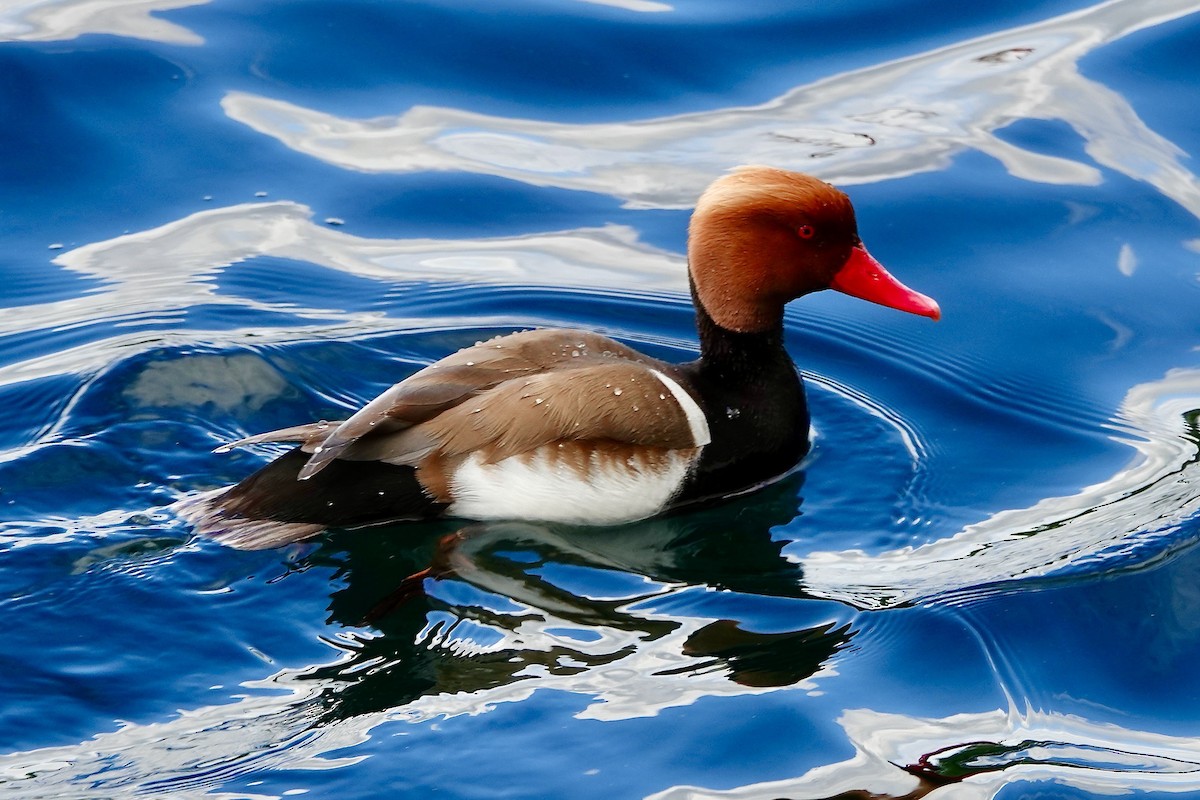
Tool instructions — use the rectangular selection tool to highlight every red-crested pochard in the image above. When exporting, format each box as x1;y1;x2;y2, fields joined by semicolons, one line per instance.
188;166;939;548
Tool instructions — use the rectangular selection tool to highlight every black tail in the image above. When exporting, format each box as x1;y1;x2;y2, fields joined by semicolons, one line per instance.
181;447;446;549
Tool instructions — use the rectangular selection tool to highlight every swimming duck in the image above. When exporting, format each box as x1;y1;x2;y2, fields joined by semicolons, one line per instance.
189;166;939;549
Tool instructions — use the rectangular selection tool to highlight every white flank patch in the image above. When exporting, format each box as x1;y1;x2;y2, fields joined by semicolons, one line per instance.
649;369;710;446
448;447;697;525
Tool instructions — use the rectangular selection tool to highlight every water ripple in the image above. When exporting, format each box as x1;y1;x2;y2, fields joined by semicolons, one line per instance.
801;367;1200;610
0;202;686;391
646;706;1200;799
0;0;207;44
222;0;1200;215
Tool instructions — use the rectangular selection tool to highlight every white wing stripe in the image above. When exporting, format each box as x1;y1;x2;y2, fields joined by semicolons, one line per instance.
650;369;711;447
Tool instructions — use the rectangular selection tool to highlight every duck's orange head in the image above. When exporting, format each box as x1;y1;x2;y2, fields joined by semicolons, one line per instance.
687;166;940;333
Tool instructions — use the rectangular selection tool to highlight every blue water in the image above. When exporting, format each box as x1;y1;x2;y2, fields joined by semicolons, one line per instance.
2;1;1200;797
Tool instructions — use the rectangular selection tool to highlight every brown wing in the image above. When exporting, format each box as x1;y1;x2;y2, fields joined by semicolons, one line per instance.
288;328;658;478
358;359;709;469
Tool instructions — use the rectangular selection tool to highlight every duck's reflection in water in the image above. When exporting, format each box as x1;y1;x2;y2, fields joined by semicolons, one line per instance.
299;476;855;723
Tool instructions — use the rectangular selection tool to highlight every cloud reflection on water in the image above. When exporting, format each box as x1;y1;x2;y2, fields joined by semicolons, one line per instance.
224;0;1200;214
0;0;670;44
0;201;685;390
5;641;1199;798
800;367;1200;611
646;706;1200;799
0;504;848;797
0;0;207;43
579;0;673;12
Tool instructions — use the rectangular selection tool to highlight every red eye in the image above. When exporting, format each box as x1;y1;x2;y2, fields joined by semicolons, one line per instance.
798;224;815;239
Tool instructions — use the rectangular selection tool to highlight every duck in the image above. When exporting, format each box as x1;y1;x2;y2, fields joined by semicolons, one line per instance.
187;166;939;549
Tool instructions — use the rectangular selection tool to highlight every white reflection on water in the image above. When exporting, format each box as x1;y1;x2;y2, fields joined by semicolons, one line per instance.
580;0;672;12
223;0;1200;214
801;367;1200;610
4;628;1199;799
0;0;206;44
0;661;346;799
646;707;1200;799
0;0;668;43
0;579;833;798
0;201;685;390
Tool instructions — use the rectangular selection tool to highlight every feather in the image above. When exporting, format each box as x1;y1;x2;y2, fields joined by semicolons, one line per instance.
214;421;345;454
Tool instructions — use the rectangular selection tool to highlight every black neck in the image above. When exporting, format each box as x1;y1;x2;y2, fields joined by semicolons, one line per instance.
676;285;810;509
692;288;791;380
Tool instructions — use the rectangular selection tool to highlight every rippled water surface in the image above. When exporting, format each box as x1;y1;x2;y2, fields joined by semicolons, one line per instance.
2;1;1199;798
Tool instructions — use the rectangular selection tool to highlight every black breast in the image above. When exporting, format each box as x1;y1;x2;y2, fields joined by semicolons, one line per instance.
668;322;810;507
